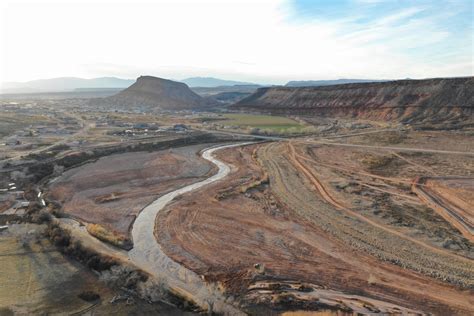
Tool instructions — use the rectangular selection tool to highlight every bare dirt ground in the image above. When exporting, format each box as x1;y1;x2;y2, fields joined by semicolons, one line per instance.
155;141;474;315
298;143;473;258
48;144;214;241
319;129;474;153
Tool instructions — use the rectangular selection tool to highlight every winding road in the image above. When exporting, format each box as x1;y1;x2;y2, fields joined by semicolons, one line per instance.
128;143;251;315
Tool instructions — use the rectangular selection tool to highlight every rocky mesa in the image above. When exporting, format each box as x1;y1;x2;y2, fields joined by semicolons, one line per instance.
232;77;474;126
101;75;211;111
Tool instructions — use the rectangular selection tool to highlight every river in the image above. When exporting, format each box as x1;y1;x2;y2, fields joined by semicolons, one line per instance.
128;143;251;315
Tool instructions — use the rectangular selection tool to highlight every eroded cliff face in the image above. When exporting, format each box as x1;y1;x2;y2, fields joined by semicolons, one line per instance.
233;77;473;125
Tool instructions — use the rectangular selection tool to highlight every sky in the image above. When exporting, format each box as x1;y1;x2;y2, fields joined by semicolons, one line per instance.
0;0;472;84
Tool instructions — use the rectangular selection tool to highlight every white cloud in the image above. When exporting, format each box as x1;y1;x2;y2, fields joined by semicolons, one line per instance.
0;0;471;84
374;7;425;26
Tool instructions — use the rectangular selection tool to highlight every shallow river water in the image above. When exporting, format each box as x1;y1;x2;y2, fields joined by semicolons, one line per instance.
128;143;251;315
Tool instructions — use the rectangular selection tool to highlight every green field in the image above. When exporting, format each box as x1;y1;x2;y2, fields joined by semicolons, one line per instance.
217;113;307;133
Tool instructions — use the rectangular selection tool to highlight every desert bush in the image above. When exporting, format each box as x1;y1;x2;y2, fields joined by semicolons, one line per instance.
48;225;71;247
85;254;116;271
367;274;377;285
366;131;407;145
31;210;52;224
17;230;41;248
26;202;42;215
78;291;100;302
296;283;313;292
38;210;52;223
240;173;269;193
50;144;71;152
27;162;55;182
137;278;169;302
52;164;65;176
0;307;14;316
383;131;407;144
360;154;394;170
249;128;261;135
10;170;26;182
100;265;147;290
45;223;116;271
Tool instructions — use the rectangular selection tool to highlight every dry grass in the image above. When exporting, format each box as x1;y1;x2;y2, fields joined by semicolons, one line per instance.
86;223;132;249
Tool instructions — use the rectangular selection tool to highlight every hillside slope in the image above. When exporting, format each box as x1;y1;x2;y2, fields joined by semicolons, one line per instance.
233;77;473;125
105;76;210;111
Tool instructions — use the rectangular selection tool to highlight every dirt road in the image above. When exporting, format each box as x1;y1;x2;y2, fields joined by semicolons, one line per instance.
288;142;470;260
201;129;474;156
260;142;473;286
306;140;474;156
413;177;474;242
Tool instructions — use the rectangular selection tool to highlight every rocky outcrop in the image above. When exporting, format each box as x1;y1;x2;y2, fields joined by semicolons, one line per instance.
233;77;473;125
103;76;212;111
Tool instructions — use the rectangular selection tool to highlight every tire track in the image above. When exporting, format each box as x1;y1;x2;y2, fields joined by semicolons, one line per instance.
288;141;470;261
258;142;473;287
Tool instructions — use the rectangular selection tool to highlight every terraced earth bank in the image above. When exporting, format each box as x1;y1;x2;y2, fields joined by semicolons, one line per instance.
156;142;474;315
232;77;473;126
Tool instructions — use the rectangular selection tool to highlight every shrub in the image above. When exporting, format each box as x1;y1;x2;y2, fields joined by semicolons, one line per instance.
45;223;116;271
100;265;147;290
137;278;169;302
33;210;52;224
360;154;394;170
78;291;100;302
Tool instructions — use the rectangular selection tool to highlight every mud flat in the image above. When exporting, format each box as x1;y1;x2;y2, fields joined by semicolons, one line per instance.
48;144;215;242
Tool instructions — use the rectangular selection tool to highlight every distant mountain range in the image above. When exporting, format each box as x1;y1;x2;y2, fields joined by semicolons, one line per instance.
285;79;386;87
1;76;263;93
180;77;257;87
1;77;135;93
1;76;393;94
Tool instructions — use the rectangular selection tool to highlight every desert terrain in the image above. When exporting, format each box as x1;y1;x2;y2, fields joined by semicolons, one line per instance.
155;132;474;315
0;75;473;315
